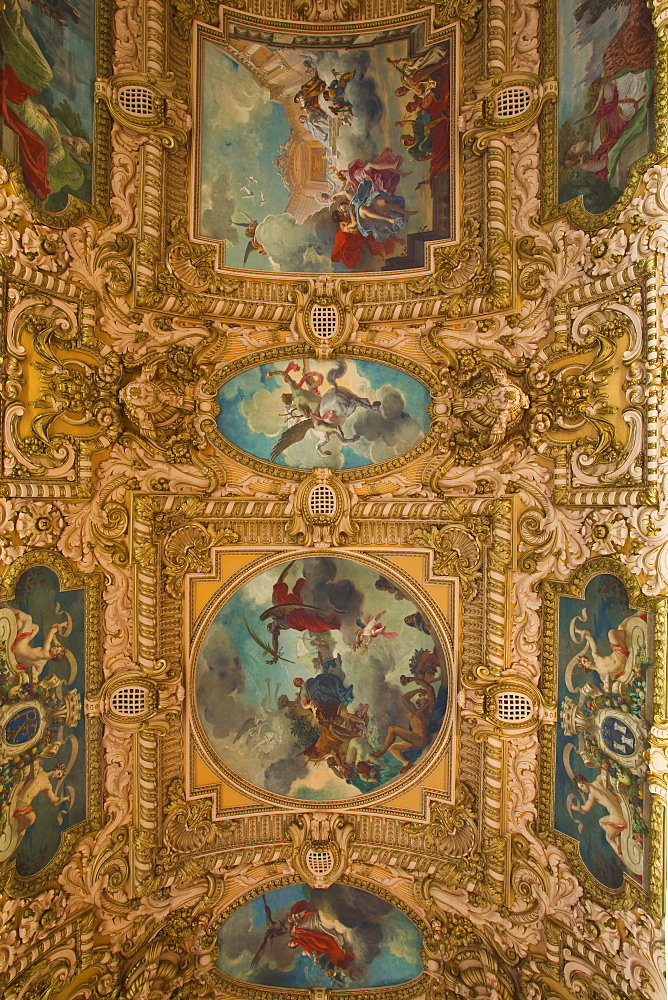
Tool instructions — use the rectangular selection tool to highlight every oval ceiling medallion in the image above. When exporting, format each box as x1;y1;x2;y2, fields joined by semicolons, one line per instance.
215;357;432;470
195;555;448;803
216;883;424;991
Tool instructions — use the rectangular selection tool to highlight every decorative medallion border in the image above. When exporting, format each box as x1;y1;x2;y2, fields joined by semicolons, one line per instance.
186;547;456;811
201;343;443;483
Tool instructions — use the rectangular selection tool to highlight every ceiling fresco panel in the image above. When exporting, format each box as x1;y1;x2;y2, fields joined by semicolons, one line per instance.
192;553;452;804
195;29;454;273
541;0;667;229
0;552;102;897
213;356;434;470
540;559;666;914
0;0;111;225
215;882;424;991
0;0;668;995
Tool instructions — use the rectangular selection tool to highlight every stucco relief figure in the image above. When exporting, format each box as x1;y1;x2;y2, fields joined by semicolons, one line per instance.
196;557;448;802
446;351;529;451
120;366;197;453
0;566;85;876
217;884;424;991
556;573;651;887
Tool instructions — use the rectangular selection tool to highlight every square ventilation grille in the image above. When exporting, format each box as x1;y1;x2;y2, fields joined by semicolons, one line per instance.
308;484;337;517
309;304;339;342
496;691;532;723
494;86;532;119
110;686;147;717
305;848;336;877
118;86;155;117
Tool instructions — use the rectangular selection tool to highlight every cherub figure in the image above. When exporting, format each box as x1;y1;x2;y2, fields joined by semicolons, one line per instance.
570;772;629;858
13;762;71;833
11;608;69;676
352;611;398;653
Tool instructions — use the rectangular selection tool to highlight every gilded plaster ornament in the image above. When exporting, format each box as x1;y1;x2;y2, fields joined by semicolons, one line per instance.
0;0;666;992
293;0;360;21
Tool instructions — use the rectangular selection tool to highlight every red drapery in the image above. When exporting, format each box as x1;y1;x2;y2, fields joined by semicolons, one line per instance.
0;65;50;199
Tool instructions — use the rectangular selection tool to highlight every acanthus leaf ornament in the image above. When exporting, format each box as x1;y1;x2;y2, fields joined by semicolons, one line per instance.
2;294;123;496
408;220;513;318
525;287;659;506
406;0;481;39
161;514;239;599
136;218;240;315
404;785;477;858
293;0;360;22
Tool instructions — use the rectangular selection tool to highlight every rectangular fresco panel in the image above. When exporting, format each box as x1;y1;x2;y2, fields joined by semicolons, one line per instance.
0;565;86;878
197;34;451;273
554;573;651;889
0;0;95;210
557;0;654;214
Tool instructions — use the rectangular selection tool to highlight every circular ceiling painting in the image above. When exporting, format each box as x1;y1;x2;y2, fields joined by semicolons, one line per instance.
216;883;424;991
195;555;448;802
215;357;432;470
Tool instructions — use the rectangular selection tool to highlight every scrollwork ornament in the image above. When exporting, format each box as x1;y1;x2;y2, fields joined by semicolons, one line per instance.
293;0;360;21
162;520;239;599
406;523;485;600
407;0;481;39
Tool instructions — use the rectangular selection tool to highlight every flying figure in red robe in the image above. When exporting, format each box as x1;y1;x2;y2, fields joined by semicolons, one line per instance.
287;900;357;982
259;562;344;663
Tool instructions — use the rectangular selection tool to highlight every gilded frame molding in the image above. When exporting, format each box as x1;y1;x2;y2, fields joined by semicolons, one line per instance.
538;556;666;920
0;548;103;897
186;547;456;812
126;491;512;835
539;0;668;232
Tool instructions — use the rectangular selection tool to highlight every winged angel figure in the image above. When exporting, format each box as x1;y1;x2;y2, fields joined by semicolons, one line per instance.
266;359;381;461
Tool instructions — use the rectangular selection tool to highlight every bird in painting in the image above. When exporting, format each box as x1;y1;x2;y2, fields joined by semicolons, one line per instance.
232;212;267;264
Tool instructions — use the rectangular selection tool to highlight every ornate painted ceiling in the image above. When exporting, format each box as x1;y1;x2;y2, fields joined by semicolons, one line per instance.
0;0;667;996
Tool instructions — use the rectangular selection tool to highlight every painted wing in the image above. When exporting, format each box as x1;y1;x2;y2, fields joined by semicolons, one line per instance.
0;608;19;678
262;895;273;926
270;419;314;461
243;241;256;265
250;927;283;969
573;0;624;23
250;929;272;969
233;717;257;744
259;603;333;622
